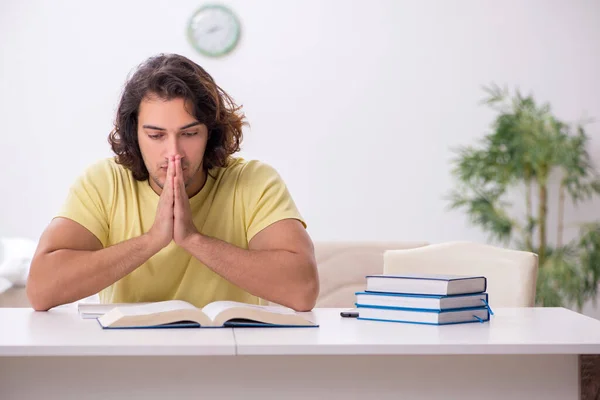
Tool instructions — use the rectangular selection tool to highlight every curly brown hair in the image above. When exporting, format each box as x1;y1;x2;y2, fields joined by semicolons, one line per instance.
108;53;246;181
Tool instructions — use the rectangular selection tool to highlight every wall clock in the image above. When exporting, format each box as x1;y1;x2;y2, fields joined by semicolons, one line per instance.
187;4;241;57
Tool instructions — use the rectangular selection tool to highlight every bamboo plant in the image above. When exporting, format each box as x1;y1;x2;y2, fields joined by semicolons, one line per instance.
447;84;600;310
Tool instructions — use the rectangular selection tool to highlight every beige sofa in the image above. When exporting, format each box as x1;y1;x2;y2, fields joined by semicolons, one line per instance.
0;286;29;308
384;241;539;307
0;241;428;308
313;241;428;307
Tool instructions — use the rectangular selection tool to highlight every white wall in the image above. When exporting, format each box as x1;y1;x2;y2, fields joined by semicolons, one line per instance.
2;0;600;312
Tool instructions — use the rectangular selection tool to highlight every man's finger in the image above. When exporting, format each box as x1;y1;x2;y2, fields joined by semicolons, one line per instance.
165;156;174;199
175;155;182;177
170;157;176;181
175;156;187;196
174;163;180;199
175;156;184;187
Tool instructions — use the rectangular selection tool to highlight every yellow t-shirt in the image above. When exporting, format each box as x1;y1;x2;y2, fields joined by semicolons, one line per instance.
56;156;306;308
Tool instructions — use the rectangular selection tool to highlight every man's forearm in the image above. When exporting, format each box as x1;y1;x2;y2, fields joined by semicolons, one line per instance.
181;233;319;311
27;234;161;311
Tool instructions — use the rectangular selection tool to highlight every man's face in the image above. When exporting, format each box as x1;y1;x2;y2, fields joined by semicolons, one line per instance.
137;95;208;196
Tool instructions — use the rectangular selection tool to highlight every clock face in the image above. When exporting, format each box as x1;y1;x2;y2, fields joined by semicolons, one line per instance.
187;4;241;57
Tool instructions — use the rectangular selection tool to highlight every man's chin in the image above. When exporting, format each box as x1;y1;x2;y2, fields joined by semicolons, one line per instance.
150;175;192;190
150;175;165;190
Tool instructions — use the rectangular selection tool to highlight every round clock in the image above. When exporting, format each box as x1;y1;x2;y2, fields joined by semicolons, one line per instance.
187;4;241;57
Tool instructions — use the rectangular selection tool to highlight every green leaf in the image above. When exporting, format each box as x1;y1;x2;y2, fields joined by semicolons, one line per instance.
449;83;600;310
446;184;515;244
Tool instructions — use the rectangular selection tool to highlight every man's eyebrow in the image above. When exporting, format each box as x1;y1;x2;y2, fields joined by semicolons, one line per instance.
142;125;166;131
142;122;202;131
179;122;202;130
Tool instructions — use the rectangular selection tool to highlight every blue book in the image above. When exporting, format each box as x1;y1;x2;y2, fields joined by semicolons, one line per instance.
355;291;489;311
97;300;317;329
365;273;487;296
356;304;490;325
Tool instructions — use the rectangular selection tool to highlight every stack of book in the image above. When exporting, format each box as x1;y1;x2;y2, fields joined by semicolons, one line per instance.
354;274;493;325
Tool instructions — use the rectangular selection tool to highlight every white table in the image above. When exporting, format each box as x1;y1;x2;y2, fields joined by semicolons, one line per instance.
1;307;599;399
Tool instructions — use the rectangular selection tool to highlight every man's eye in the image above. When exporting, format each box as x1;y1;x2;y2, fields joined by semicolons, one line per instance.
148;134;163;139
183;131;197;136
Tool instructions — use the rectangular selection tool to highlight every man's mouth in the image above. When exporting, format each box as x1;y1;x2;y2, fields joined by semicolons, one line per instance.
160;166;187;171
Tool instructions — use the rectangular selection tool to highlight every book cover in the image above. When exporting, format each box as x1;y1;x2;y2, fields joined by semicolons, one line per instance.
355;291;489;311
365;274;487;296
356;304;490;325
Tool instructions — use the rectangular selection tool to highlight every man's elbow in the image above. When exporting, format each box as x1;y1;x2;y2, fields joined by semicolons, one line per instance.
26;266;54;311
26;281;52;312
290;271;319;312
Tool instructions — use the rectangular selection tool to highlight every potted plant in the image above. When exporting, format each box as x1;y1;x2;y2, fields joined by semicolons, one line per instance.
447;83;600;310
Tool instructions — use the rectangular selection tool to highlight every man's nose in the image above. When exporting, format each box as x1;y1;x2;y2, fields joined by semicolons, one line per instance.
166;136;183;158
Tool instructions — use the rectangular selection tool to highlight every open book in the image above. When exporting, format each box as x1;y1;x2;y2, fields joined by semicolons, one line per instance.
97;300;317;329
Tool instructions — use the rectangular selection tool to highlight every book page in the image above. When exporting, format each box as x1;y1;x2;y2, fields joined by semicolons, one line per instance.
201;301;294;322
117;300;197;316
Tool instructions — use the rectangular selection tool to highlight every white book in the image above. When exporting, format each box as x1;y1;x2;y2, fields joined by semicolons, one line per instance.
355;291;489;311
78;302;150;319
357;305;490;325
365;274;487;296
96;300;317;329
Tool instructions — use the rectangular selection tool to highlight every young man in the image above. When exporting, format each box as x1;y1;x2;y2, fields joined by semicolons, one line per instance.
26;53;319;312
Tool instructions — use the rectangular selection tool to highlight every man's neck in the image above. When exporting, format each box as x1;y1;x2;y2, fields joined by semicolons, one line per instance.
186;168;207;199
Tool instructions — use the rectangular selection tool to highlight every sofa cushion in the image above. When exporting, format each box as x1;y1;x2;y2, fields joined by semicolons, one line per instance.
314;241;428;307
